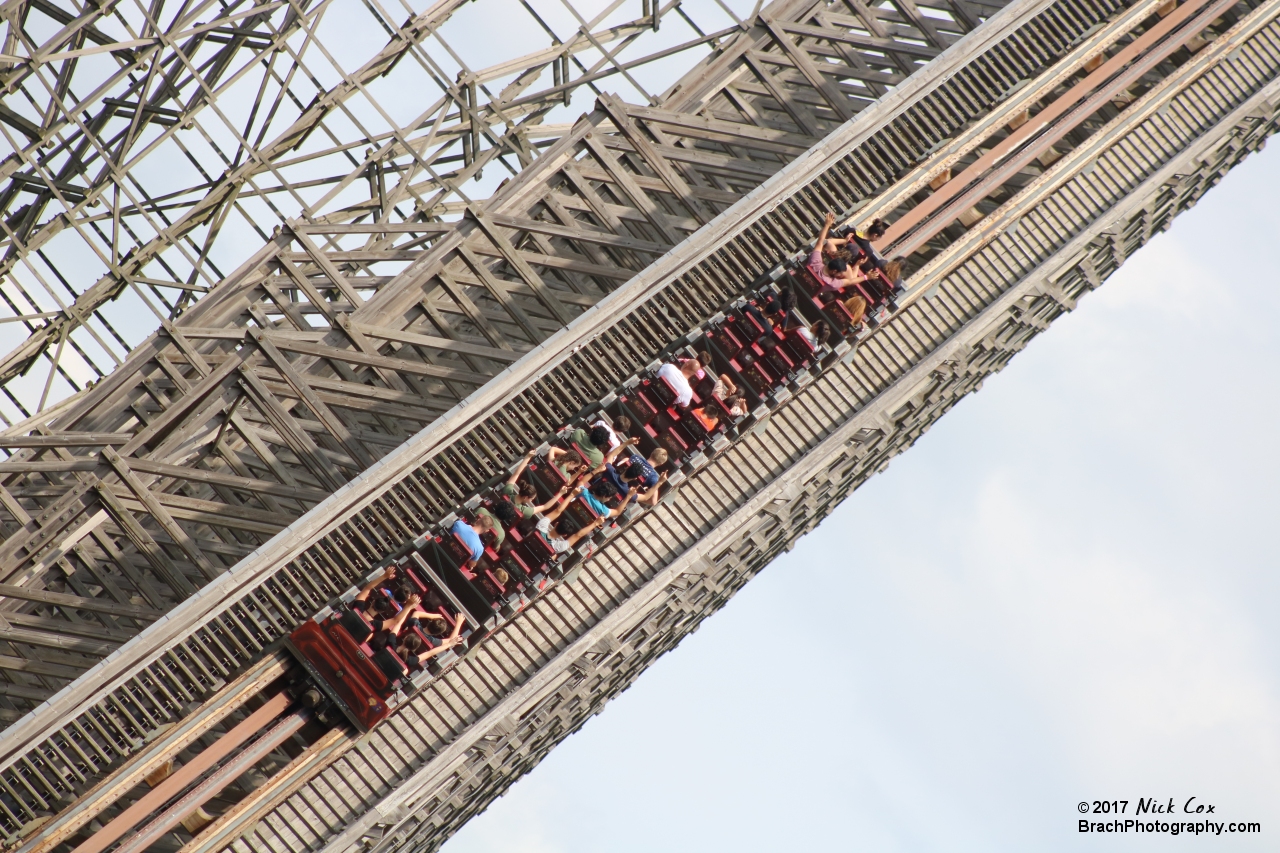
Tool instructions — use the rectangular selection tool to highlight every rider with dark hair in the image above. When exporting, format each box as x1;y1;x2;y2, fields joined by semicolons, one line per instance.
492;499;520;527
375;593;466;670
388;577;416;604
809;213;870;297
565;423;611;466
846;218;890;271
722;394;747;417
589;415;632;451
579;477;617;516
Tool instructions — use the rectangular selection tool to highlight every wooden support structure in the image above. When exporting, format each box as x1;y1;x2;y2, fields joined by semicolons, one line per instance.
0;0;1008;725
1;0;1278;849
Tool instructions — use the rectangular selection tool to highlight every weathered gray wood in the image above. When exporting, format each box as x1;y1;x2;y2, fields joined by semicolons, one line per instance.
599;95;714;226
0;584;163;620
581;134;687;244
0;624;117;656
124;459;329;503
0;461;100;474
236;370;348;492
0;436;132;449
92;483;199;598
762;18;857;122
453;245;546;344
0;653;87;680
260;335;493;386
485;213;670;256
102;449;221;582
743;51;825;136
291;229;367;310
346;321;526;364
251;332;376;470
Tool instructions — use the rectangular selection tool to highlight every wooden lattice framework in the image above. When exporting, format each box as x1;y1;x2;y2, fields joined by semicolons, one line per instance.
0;0;1004;722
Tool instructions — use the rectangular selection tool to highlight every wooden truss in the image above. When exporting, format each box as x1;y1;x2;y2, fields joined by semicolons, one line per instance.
0;0;1003;721
0;0;988;420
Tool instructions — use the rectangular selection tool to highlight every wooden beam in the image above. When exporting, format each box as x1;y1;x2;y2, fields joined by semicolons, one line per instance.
0;480;97;572
0;582;164;620
292;222;453;235
250;330;377;470
786;17;941;60
468;207;575;325
0;623;117;655
267;379;445;425
274;256;340;324
348;320;527;363
600;134;780;182
558;160;647;264
743;51;823;137
622;103;817;150
84;524;169;610
92;483;199;599
0;682;55;703
459;245;636;284
278;251;425;264
580;133;686;245
125;457;328;502
415;296;502;384
111;494;285;537
331;315;416;395
260;281;317;332
882;0;950;49
486;212;670;256
0;652;86;679
0;460;100;473
534;184;629;279
0;435;132;448
149;345;308;509
290;227;367;309
302;373;451;415
598;94;713;226
259;333;494;385
116;347;250;459
432;267;517;352
454;245;546;344
235;369;348;491
573;161;746;207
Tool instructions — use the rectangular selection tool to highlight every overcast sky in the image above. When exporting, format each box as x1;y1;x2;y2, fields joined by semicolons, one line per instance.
440;134;1280;850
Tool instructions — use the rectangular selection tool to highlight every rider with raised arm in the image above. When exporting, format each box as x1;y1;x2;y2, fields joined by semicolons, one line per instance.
498;450;541;519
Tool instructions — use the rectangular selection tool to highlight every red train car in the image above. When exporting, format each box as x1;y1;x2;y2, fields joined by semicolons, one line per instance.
285;247;871;734
286;613;401;731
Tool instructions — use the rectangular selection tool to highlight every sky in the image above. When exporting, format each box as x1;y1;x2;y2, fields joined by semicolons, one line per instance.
440;135;1280;849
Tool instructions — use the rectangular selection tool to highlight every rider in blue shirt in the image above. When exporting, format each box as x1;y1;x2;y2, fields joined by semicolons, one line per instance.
450;518;490;569
597;463;631;497
592;440;668;508
626;453;660;489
